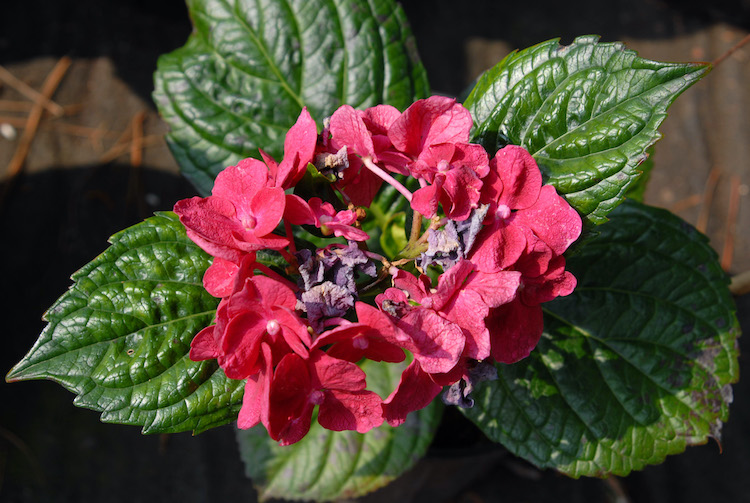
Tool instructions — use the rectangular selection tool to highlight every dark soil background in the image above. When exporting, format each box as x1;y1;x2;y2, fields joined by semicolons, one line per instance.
1;1;749;502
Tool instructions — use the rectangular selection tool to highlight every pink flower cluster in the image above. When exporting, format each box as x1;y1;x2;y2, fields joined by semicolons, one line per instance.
174;96;582;445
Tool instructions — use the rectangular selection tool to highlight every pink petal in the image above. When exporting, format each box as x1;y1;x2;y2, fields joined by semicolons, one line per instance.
440;165;483;221
268;353;316;445
398;309;465;374
221;311;266;379
360;104;401;134
237;343;273;429
189;325;220;361
276;107;318;189
212;159;269;208
488;300;544;364
251;275;298;310
318;389;384;433
310;350;367;392
469;221;527;273
388;96;472;157
382;360;443;426
248;186;286;237
512;185;582;255
464;270;522;308
493;145;543;210
203;257;239;298
283;194;315;225
330;105;375;158
411;180;442;219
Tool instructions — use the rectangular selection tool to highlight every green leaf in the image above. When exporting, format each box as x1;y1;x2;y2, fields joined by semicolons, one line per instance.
6;212;243;434
624;145;655;202
464;35;709;226
464;201;740;477
153;0;429;195
237;358;443;501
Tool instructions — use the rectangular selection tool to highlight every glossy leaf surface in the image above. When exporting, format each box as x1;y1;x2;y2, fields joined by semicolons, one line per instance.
464;201;739;477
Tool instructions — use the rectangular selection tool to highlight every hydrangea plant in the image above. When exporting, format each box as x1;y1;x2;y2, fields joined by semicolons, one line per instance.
7;0;740;500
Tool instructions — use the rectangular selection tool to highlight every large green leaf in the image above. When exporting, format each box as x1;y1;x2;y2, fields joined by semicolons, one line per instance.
464;201;739;477
154;0;429;195
464;36;709;226
6;212;243;434
237;358;443;501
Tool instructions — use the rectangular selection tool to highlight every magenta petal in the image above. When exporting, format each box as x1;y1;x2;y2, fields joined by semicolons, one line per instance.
399;309;465;374
330;105;375;158
203;258;239;298
248;186;286;236
189;325;220;361
513;185;582;255
389;96;472;156
493;145;543;210
276;107;318;189
383;360;443;426
213;159;269;206
488;300;544;364
411;180;442;218
318;389;384;433
311;351;367;392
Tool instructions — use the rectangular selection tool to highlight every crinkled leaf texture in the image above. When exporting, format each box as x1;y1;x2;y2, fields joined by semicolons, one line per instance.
237;358;443;501
154;0;429;195
463;201;740;477
464;35;710;226
6;212;243;434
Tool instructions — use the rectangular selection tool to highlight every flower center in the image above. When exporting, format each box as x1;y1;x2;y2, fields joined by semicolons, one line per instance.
437;159;450;173
266;319;281;336
242;214;257;231
496;204;511;221
309;390;326;405
352;335;369;350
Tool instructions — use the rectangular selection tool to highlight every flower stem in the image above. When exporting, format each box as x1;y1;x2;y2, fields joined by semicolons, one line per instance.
362;157;412;202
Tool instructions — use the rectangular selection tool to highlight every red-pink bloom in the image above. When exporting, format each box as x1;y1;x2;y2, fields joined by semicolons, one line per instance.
174;158;288;262
260;107;318;190
190;268;311;380
312;302;406;363
410;142;489;220
487;233;577;364
377;260;520;374
307;197;369;241
388;96;473;159
326;104;409;206
382;359;443;426
470;145;582;273
267;350;384;445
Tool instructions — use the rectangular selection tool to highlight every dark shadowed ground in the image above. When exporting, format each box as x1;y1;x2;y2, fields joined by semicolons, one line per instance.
1;1;749;502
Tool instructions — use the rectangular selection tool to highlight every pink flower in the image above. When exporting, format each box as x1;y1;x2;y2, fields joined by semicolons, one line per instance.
378;260;520;374
410;142;489;220
174;158;288;262
261;107;318;190
470;145;582;273
388;96;473;159
267;350;384;445
189;266;311;380
311;302;407;363
307;197;369;241
487;233;577;364
326;104;409;206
